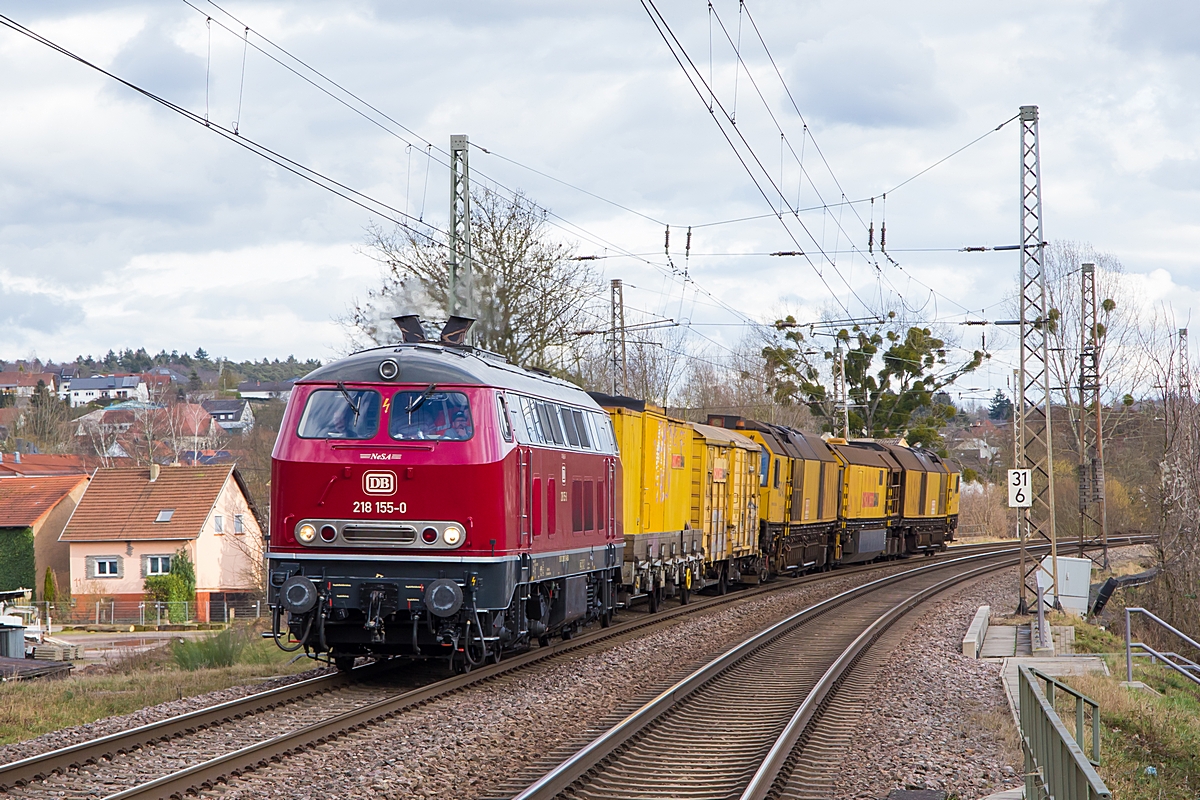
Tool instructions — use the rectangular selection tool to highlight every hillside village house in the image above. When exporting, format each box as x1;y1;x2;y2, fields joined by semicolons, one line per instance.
237;379;297;402
0;475;89;599
68;375;149;407
60;465;263;621
0;372;57;400
200;398;255;432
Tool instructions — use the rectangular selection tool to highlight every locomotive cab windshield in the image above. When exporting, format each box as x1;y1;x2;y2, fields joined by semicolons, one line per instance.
390;389;474;441
297;388;381;439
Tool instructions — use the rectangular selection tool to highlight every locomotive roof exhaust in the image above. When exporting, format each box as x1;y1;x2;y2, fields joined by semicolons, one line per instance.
391;315;476;345
439;315;475;345
392;315;427;343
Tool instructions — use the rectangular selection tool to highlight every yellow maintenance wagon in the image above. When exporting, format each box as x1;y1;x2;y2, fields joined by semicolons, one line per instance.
590;393;704;608
823;438;902;563
689;422;761;591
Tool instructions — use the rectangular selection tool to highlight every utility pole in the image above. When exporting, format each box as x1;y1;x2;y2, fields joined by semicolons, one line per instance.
832;344;849;438
1015;105;1059;615
610;279;628;395
448;134;473;329
1077;263;1108;568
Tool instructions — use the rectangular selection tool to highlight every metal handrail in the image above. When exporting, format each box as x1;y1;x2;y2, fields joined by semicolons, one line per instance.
1019;665;1110;800
1124;607;1200;688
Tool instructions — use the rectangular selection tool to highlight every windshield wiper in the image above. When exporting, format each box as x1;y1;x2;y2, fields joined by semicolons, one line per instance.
406;383;437;414
336;381;361;419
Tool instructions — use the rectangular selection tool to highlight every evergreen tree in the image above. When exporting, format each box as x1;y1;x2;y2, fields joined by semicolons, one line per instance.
988;389;1013;421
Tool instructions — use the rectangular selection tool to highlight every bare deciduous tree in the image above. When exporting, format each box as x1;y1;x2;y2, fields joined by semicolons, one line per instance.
344;187;602;370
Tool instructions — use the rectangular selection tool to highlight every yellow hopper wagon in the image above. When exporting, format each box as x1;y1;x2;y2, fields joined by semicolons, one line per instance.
590;393;704;610
689;422;762;591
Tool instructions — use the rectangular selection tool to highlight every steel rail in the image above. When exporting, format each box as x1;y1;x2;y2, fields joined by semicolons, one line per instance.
738;560;1003;800
0;668;359;790
510;536;1150;800
0;544;977;791
3;535;1148;797
508;550;1015;800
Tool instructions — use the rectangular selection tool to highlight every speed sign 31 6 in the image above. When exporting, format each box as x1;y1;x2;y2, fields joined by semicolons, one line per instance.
1008;469;1032;508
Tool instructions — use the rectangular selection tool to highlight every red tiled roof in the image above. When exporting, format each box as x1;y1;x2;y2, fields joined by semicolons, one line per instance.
0;372;56;388
60;466;235;542
0;475;88;528
0;454;88;478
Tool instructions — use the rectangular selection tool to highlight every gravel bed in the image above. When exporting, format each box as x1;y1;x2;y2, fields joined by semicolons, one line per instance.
830;567;1023;800
214;564;919;799
0;665;334;765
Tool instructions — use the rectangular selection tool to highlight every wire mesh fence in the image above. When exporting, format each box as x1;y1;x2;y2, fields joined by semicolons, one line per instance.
23;598;267;627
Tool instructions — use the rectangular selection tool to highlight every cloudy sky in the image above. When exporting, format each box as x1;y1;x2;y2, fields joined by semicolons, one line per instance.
0;1;1197;401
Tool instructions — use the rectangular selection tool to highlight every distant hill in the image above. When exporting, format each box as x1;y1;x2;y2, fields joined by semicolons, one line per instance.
1;348;321;383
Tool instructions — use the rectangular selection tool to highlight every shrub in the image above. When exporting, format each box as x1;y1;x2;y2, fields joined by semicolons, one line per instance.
42;567;57;605
171;627;247;670
144;548;198;623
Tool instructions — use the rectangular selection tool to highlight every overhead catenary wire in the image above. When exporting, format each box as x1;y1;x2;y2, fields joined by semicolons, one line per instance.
639;0;867;320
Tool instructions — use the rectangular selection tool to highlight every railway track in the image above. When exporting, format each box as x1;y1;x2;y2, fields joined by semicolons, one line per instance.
0;537;1147;799
506;538;1150;800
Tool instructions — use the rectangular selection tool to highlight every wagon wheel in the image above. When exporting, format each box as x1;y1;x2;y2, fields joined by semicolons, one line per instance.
600;607;613;627
647;580;660;613
679;569;692;605
717;566;728;595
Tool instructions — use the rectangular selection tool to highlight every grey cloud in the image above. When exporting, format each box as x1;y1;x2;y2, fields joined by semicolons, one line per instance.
107;15;206;107
782;25;958;129
0;285;81;334
1103;0;1200;56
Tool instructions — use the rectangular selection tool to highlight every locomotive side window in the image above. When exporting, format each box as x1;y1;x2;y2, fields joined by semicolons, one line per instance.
518;396;545;444
538;402;565;445
496;394;513;442
560;407;581;447
297;388;381;439
389;390;474;441
572;409;591;448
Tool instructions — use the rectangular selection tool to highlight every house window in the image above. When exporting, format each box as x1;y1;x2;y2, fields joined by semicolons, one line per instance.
155;509;175;523
214;515;224;533
234;514;244;534
147;556;171;575
88;556;121;578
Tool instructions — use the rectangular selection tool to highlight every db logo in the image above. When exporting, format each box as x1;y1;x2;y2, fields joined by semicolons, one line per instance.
362;470;396;496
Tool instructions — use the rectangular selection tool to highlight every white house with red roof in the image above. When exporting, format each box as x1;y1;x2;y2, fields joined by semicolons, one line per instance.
59;465;263;620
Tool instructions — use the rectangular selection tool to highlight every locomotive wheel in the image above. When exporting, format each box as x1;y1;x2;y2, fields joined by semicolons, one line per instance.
538;635;551;648
562;626;574;641
334;656;356;673
453;654;472;675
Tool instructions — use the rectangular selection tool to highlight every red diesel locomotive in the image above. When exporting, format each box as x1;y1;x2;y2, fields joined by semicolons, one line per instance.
268;326;622;672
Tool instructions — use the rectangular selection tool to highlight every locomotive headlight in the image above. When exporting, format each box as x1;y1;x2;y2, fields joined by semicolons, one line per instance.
297;523;317;543
442;525;463;546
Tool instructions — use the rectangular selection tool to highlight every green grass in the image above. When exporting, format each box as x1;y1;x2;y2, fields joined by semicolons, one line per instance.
171;627;248;670
1067;668;1200;799
0;626;318;745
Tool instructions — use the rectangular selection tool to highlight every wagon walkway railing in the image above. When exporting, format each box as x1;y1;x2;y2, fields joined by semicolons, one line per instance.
1019;665;1110;800
1124;606;1200;689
